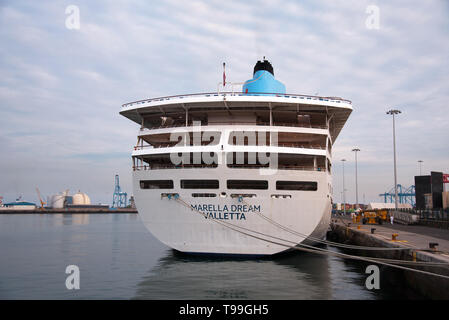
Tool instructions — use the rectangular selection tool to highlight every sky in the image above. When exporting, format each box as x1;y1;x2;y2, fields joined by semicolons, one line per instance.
0;0;448;205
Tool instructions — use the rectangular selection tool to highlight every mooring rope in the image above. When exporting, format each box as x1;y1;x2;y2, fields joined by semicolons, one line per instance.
167;196;449;278
236;197;414;252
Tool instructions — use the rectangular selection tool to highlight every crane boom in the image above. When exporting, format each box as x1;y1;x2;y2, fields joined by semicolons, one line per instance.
35;187;46;209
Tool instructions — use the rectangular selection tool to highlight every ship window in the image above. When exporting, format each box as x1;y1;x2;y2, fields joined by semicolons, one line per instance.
138;152;218;169
229;131;270;146
230;193;257;198
192;193;217;197
276;181;317;191
227;180;268;190
271;194;292;199
181;179;219;189
140;180;174;189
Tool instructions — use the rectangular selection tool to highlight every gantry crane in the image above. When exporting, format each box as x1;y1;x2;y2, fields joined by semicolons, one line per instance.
35;187;46;210
379;184;416;206
112;175;127;208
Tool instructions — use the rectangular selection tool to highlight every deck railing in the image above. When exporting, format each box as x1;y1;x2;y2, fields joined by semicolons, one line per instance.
133;164;326;172
122;92;352;109
140;122;328;131
133;164;217;170
133;143;326;151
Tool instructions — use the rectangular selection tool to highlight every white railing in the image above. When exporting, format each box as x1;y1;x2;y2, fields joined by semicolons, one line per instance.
139;122;329;131
133;143;326;151
133;164;327;172
122;92;352;109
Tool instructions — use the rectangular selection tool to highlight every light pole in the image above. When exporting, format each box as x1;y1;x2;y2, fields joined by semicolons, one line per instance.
418;160;423;176
386;109;401;213
341;159;347;215
352;147;360;210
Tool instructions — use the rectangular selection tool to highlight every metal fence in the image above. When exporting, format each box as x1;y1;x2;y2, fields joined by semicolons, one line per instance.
396;208;449;229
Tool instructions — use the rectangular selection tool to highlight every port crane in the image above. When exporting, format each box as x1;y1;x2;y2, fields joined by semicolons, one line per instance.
379;184;415;206
35;187;46;209
112;175;128;208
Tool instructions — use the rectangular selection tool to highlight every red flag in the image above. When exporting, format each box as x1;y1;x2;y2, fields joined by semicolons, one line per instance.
223;62;226;87
443;174;449;183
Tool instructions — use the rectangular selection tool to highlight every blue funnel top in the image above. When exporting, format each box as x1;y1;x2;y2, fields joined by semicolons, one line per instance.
242;60;286;95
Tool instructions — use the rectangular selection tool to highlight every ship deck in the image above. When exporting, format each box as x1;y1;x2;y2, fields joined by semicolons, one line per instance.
120;92;352;142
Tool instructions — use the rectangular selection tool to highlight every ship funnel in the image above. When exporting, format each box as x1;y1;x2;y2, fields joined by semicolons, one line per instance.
243;59;286;95
253;59;274;76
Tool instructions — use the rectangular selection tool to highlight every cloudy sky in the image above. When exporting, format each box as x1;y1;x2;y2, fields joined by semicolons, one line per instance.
0;0;448;205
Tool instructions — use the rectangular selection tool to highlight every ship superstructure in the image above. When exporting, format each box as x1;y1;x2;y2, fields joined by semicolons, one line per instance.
120;60;352;255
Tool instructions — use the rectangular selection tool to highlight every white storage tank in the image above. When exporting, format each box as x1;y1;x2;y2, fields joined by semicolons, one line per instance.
50;194;65;209
72;191;91;205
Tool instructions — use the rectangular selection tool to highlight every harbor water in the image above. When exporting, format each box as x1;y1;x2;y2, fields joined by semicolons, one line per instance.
0;214;423;299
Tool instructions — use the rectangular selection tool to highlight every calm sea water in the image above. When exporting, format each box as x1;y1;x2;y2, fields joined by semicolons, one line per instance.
0;214;421;300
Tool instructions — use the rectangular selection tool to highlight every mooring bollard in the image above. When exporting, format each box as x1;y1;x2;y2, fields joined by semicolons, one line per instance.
371;228;376;234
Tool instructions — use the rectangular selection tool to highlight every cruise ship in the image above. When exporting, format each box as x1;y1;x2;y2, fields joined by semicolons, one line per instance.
120;60;352;255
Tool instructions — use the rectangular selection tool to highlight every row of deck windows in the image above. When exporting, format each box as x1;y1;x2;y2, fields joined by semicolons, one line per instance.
133;153;331;173
136;131;331;152
162;193;293;198
141;110;331;130
140;179;317;191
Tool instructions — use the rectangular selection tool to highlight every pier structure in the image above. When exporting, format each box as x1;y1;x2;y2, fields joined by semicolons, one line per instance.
329;217;449;299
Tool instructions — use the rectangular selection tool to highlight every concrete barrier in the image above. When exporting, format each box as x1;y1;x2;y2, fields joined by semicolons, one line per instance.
392;210;419;225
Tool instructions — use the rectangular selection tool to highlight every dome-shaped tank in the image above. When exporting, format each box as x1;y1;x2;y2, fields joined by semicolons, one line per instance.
72;191;91;205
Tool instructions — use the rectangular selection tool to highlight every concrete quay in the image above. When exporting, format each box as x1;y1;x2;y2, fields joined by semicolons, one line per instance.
329;216;449;299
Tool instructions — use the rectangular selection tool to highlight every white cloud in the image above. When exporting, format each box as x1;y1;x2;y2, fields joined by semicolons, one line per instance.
0;0;448;205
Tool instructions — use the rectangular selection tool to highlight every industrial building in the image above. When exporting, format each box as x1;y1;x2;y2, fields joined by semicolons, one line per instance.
367;202;412;210
46;190;108;209
415;171;449;210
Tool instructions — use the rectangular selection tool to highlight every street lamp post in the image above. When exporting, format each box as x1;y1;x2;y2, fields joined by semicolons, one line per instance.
341;159;347;215
386;109;401;213
352;147;360;210
418;160;423;176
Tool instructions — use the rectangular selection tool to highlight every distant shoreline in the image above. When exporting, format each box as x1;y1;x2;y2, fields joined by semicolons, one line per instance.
0;208;138;214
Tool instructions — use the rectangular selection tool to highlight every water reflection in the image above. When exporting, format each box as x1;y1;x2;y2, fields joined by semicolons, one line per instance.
133;248;377;300
0;214;422;299
72;214;90;225
50;214;90;226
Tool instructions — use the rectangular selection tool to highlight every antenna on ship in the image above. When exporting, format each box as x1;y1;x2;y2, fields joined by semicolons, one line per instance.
222;62;226;87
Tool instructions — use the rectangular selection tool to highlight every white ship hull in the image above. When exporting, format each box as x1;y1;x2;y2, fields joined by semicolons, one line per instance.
133;167;332;255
